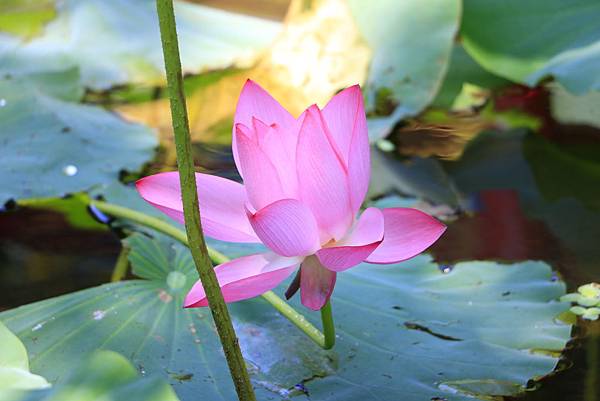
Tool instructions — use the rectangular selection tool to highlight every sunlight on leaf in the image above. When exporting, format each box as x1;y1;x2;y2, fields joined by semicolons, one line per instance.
116;0;370;151
550;83;600;128
0;321;50;391
0;0;55;39
246;0;370;116
3;351;180;401
0;0;282;90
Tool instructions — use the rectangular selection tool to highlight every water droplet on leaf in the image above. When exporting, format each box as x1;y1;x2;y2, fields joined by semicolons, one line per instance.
62;164;78;176
0;98;6;107
167;271;187;290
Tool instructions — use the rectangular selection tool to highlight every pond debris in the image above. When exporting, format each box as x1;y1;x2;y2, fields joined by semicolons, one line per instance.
31;316;55;331
293;382;309;396
62;164;78;176
158;289;173;303
438;264;454;274
255;376;317;399
404;322;462;341
438;379;524;398
254;380;292;399
168;371;194;382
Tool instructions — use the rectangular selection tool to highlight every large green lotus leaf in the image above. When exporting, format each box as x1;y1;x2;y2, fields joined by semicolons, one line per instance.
2;351;181;401
347;0;460;140
0;0;281;90
461;0;600;94
0;77;157;204
0;321;49;391
0;233;329;401
0;230;571;401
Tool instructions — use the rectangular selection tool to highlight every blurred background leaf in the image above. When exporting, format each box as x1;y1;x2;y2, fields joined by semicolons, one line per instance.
0;321;50;392
461;0;600;94
0;0;55;39
347;0;461;140
2;351;181;401
0;72;157;204
0;0;282;90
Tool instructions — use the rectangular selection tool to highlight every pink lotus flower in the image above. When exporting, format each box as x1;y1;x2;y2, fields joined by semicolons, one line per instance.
136;80;446;310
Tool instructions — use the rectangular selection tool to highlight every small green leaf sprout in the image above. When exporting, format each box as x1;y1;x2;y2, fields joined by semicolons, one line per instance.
560;283;600;321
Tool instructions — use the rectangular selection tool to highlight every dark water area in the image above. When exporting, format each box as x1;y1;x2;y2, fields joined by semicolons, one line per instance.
1;123;599;399
0;206;118;311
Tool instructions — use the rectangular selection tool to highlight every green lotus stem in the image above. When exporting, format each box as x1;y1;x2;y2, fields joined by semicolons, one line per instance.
320;300;336;349
111;245;130;282
89;199;333;349
155;1;255;399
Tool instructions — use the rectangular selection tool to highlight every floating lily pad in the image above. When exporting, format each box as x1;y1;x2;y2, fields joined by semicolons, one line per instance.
347;0;460;140
0;321;49;391
0;0;281;90
461;0;600;94
0;75;157;204
0;228;571;400
4;351;181;401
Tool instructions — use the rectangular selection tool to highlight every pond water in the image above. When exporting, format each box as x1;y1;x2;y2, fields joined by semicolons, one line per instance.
1;111;598;399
